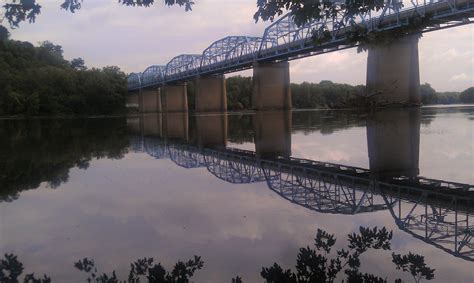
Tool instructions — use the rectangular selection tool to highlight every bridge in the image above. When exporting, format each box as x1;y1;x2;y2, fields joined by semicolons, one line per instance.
127;0;474;112
126;110;473;261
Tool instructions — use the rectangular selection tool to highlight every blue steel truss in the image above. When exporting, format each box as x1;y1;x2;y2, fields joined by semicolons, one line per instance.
128;0;474;90
134;135;474;261
165;54;202;81
142;65;166;87
201;36;263;73
127;72;142;90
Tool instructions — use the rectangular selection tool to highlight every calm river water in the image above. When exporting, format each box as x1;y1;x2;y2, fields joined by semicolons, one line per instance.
0;105;473;282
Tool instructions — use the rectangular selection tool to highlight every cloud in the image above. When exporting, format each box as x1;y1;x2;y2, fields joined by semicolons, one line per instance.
449;73;473;82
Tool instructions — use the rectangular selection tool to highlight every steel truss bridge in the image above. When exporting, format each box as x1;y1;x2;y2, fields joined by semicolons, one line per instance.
127;0;474;90
131;135;474;261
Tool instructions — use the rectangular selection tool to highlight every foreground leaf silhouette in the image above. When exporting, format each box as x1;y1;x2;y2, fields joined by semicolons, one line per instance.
1;226;435;282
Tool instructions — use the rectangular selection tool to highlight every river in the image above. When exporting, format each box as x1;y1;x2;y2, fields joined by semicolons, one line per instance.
0;105;473;282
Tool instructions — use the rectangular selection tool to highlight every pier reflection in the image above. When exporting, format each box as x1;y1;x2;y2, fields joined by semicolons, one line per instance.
367;108;420;178
131;110;474;261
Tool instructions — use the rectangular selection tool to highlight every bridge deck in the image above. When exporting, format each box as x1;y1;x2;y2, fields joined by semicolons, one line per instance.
128;0;474;90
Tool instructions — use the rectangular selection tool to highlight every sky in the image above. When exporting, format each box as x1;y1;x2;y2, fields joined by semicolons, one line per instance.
5;0;474;92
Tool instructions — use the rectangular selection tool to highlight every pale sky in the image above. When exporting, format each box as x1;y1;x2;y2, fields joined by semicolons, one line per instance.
6;0;474;92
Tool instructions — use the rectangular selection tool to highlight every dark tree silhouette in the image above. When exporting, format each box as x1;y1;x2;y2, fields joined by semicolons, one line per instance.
71;57;87;71
1;0;195;28
1;227;435;282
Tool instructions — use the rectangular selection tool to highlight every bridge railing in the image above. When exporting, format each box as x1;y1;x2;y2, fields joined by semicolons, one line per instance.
128;0;473;90
133;134;473;260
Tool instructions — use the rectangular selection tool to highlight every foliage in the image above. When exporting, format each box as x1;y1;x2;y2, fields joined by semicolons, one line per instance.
0;227;435;282
420;83;437;105
71;57;86;70
0;118;130;202
291;80;366;109
258;226;435;283
0;253;51;283
253;0;435;51
1;0;194;28
460;87;474;103
420;83;473;105
188;76;467;110
0;24;9;40
0;34;127;116
74;256;203;283
392;253;435;283
227;76;252;110
254;0;387;26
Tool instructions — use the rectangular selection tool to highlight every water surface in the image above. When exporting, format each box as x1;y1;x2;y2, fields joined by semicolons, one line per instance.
0;106;473;282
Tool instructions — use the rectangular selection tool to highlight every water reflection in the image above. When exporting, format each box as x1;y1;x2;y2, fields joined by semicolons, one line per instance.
130;110;473;261
0;108;473;281
0;118;129;202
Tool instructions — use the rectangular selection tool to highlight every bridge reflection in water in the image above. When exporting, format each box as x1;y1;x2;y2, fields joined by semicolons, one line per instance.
126;110;473;262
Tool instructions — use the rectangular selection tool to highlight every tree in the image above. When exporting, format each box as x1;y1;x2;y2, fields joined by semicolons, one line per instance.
0;36;128;116
71;57;86;70
253;0;388;26
1;0;195;28
1;227;436;282
420;83;437;105
460;87;474;103
0;24;9;40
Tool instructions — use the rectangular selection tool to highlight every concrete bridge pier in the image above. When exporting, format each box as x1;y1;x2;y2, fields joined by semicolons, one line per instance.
252;61;292;111
163;113;189;141
366;34;421;106
162;84;188;112
195;114;228;149
141;113;163;137
253;111;292;158
367;108;420;178
195;75;227;112
140;89;162;113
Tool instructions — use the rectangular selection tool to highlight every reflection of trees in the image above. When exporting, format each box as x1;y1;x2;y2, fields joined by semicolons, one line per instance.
292;110;366;135
140;138;474;262
0;118;130;202
227;114;254;144
1;227;436;282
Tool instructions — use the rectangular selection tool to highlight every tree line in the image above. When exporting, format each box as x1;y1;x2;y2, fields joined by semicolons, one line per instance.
0;25;127;116
1;226;436;282
2;23;472;116
211;76;473;111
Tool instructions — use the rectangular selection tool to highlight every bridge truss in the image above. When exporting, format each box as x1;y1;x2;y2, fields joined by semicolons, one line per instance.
128;0;474;90
133;135;474;261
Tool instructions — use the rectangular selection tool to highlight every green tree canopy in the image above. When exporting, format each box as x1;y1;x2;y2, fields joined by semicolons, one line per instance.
460;87;474;103
1;0;195;28
0;24;9;40
71;57;86;70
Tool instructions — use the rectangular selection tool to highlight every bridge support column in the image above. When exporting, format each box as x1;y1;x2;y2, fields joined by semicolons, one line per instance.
162;84;188;113
253;111;292;158
163;113;189;141
141;89;162;113
366;34;421;106
367;108;420;178
252;61;292;111
142;113;163;137
195;114;228;149
195;75;227;112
